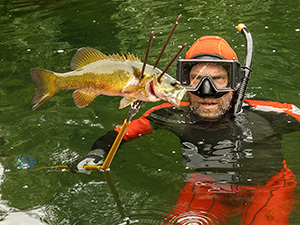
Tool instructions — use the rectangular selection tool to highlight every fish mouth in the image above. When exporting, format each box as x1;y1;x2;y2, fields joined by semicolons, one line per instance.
168;98;181;108
148;80;157;97
167;88;186;108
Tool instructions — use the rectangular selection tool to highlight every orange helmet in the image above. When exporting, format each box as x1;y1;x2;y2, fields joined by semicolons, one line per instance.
185;36;238;60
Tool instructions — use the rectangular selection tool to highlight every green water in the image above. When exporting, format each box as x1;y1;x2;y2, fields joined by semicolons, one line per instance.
0;0;300;224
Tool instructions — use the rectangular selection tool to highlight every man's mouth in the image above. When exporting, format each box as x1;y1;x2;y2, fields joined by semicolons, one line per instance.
200;102;218;110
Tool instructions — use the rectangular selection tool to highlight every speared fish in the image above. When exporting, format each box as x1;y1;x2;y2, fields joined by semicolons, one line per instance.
31;15;186;110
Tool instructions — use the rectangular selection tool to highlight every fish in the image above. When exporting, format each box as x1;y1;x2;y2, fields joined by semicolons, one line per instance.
30;47;186;110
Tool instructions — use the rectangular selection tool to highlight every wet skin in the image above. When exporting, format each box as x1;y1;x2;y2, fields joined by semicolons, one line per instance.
186;63;233;121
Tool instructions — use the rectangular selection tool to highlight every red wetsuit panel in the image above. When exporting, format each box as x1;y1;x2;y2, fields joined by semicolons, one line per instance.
241;160;296;225
163;160;297;225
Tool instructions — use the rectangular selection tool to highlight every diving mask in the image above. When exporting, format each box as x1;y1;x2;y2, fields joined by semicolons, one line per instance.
177;59;241;98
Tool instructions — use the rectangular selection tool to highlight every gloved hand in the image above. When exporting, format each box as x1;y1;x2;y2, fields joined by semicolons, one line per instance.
69;149;106;174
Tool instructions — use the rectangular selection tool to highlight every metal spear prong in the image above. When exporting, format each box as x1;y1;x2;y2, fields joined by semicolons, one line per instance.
139;31;154;80
157;43;187;83
153;14;182;69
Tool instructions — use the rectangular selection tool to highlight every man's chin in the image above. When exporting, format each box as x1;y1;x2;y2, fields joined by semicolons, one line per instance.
196;109;224;121
189;102;230;121
186;91;233;121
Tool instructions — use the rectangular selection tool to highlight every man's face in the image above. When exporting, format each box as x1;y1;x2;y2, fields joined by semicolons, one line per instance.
186;63;233;121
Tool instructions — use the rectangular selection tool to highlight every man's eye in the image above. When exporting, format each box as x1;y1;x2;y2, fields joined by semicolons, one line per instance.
213;76;222;80
193;75;202;80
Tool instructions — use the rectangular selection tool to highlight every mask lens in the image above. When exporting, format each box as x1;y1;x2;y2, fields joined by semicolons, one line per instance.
177;59;240;92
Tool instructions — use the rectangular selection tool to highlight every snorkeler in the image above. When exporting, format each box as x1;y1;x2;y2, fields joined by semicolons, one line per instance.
70;34;300;224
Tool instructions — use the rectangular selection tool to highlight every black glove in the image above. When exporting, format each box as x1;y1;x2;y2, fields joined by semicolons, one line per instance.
69;149;106;174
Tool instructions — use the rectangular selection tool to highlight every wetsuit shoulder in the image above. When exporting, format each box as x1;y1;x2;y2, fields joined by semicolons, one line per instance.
113;102;189;141
143;102;190;129
244;99;300;121
143;102;189;117
243;99;300;132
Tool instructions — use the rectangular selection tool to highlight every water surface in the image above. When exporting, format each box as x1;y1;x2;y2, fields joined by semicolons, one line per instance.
0;0;300;224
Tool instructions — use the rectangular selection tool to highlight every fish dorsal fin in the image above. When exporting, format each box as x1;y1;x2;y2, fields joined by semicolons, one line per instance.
108;53;141;62
125;53;141;62
70;47;109;70
119;97;137;109
72;89;99;108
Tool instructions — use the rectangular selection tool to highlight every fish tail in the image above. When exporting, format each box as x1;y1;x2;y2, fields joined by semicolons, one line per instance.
30;68;59;110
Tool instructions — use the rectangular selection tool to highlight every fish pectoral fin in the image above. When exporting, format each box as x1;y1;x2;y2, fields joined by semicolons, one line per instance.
123;85;143;93
119;97;137;109
72;90;99;108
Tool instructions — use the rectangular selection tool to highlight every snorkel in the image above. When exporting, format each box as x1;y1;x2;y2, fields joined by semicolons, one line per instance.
232;24;254;115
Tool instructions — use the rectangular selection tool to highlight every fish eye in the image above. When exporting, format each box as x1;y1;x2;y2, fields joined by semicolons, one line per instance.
170;81;177;86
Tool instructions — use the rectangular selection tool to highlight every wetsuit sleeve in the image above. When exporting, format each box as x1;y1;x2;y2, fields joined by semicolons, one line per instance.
91;109;154;154
91;130;120;153
90;102;186;154
112;102;183;142
113;114;153;141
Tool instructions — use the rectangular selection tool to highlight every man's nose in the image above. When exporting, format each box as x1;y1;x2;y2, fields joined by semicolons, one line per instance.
199;78;215;96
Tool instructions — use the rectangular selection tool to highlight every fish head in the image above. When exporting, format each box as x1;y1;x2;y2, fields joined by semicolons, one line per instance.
152;73;186;108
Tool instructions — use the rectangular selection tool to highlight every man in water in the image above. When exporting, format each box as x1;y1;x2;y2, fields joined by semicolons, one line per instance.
71;36;300;224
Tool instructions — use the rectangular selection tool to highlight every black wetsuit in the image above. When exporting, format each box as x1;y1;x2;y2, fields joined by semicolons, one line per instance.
91;99;300;186
90;99;300;224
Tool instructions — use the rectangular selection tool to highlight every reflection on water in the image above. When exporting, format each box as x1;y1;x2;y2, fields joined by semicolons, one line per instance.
163;161;296;224
0;0;300;224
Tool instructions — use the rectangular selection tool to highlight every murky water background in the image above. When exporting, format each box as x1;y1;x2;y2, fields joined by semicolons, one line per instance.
0;0;300;224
